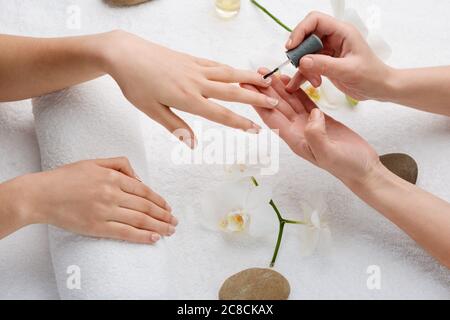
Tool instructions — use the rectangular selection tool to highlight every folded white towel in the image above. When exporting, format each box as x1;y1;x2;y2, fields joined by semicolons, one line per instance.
0;101;58;299
32;76;172;299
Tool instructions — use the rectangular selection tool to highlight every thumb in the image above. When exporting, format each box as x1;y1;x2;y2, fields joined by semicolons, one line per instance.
304;108;332;160
300;54;347;79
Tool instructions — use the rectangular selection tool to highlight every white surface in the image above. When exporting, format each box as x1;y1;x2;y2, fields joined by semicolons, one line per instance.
32;77;172;299
0;0;449;299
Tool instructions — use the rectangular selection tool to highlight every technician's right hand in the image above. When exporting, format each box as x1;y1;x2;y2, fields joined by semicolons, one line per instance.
286;12;393;101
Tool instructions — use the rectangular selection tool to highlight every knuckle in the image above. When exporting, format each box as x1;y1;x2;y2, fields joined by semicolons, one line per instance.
106;170;120;183
134;215;149;229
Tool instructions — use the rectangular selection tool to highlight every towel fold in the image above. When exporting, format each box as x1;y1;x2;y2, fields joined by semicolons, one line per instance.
32;76;172;299
0;101;58;299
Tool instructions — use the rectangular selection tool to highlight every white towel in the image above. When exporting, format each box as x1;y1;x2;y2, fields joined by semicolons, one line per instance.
0;101;58;299
32;76;172;299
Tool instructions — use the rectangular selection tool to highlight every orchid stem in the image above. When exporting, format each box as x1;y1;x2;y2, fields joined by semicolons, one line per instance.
250;0;293;32
251;176;305;267
270;221;285;268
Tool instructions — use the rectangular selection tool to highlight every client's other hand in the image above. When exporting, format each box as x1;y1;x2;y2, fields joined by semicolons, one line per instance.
242;69;380;186
21;157;175;243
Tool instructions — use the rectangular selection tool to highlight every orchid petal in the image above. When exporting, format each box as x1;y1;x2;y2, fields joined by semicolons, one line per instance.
367;33;392;61
247;202;278;238
330;0;345;19
343;8;369;38
299;226;320;256
246;183;272;210
319;78;347;109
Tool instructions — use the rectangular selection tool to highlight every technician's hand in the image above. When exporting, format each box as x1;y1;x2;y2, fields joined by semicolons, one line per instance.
285;12;392;101
104;31;277;147
20;158;176;243
242;70;380;186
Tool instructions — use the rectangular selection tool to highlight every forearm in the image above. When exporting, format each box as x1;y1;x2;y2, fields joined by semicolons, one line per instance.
384;66;450;116
345;163;450;268
0;32;113;102
0;175;38;239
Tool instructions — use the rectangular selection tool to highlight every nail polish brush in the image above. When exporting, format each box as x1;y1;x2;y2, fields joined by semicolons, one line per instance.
263;34;324;79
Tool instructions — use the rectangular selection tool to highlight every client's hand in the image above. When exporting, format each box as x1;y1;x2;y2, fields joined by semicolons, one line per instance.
19;157;175;243
103;31;278;147
242;70;380;186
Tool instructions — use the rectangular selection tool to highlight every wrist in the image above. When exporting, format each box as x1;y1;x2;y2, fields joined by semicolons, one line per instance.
0;175;42;230
95;29;132;76
343;160;400;197
377;66;402;103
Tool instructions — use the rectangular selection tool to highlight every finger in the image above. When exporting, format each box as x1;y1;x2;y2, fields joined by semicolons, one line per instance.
194;97;261;132
276;74;318;113
103;221;161;244
113;208;175;236
293;88;318;113
119;193;177;226
241;84;292;133
286;11;343;49
286;71;307;93
269;74;309;115
304;108;332;160
119;175;170;211
299;54;348;79
204;65;272;88
95;157;136;178
193;57;222;67
250;70;298;121
203;82;279;109
152;105;196;149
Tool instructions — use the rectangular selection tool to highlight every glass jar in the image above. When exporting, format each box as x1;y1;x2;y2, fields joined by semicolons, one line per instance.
215;0;241;18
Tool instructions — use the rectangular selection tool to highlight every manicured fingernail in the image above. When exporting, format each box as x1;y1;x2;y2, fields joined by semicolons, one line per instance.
185;138;196;149
151;234;161;242
167;225;176;236
267;97;279;107
286;38;292;48
135;175;142;182
302;57;314;69
309;108;321;121
171;216;178;226
166;203;172;212
252;123;261;133
263;76;272;85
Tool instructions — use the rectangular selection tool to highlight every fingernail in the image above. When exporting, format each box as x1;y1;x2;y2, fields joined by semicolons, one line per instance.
171;216;178;226
309;108;321;121
185;138;196;149
166;203;172;212
167;225;176;236
135;175;142;182
252;123;261;133
263;76;272;85
266;97;279;107
286;38;292;48
151;234;161;242
302;57;314;69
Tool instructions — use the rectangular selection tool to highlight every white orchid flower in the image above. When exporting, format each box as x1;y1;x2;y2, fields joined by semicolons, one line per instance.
306;0;392;110
200;178;277;238
298;196;332;256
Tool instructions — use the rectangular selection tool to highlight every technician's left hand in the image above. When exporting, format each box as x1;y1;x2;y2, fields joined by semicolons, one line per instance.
103;31;278;147
242;69;380;187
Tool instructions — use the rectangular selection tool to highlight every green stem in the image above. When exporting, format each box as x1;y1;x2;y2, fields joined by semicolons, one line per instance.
251;176;305;267
270;221;285;267
250;0;293;32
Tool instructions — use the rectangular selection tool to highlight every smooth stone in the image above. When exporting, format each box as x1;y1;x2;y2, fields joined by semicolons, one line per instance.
104;0;150;6
380;153;418;185
219;268;290;300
